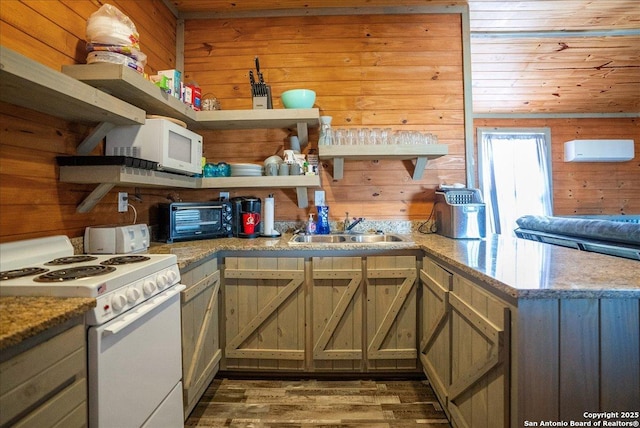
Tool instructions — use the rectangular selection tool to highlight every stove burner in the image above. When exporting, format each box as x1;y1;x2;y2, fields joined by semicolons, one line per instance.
101;255;151;265
0;267;49;281
34;265;116;282
46;255;98;265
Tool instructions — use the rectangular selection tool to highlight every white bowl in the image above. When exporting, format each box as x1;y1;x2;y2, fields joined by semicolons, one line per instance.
263;155;283;166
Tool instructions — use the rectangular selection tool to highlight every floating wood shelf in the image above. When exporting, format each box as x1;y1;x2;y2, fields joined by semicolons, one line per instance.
62;63;198;127
318;144;449;180
62;64;319;133
60;165;321;211
0;47;144;128
201;175;321;209
5;49;321;211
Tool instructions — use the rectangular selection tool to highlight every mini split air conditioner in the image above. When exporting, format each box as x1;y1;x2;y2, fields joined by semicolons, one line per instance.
564;139;635;162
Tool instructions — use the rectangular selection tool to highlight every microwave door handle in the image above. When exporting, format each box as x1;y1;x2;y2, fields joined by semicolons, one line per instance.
175;205;223;210
103;284;186;336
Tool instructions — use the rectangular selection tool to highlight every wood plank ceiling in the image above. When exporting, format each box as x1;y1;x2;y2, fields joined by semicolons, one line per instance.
167;0;640;115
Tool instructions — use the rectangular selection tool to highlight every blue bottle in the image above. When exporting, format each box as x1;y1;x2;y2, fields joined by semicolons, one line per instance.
316;206;330;235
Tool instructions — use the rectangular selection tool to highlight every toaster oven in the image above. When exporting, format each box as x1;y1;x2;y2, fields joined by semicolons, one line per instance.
158;201;233;243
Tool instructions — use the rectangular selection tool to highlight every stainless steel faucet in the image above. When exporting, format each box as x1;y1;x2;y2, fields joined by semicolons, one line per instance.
344;212;365;232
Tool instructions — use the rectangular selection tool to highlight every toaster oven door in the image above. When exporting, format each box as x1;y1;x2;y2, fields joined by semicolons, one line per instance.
169;204;231;242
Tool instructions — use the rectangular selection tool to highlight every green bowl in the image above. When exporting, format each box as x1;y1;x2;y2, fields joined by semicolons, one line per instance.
281;89;316;109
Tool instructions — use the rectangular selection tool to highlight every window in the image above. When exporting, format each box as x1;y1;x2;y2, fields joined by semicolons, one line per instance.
477;128;553;235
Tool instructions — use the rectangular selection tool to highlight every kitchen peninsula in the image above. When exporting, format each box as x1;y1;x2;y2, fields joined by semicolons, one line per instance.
2;230;638;427
147;231;639;428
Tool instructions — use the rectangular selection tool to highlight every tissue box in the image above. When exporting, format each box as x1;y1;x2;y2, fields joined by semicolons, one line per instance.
158;69;181;98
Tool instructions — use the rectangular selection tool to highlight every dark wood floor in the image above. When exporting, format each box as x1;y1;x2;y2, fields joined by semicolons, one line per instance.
185;377;452;427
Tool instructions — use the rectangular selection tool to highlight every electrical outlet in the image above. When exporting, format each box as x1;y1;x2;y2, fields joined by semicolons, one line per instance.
118;192;128;212
219;191;230;200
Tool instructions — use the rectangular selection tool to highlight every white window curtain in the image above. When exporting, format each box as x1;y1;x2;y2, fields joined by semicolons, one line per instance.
478;128;553;235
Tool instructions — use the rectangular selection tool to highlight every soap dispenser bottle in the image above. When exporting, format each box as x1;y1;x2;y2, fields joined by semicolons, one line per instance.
305;213;317;234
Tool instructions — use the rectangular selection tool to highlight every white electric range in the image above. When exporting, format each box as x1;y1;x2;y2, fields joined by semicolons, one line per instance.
0;235;185;428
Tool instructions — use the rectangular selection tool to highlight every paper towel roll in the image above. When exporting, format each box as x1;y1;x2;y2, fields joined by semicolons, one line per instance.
263;196;275;235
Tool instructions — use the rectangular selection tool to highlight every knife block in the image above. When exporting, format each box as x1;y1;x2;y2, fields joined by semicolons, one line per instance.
252;86;272;109
252;95;268;109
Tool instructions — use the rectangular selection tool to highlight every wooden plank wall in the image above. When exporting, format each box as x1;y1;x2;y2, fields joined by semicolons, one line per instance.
184;13;467;223
474;118;640;215
0;0;177;242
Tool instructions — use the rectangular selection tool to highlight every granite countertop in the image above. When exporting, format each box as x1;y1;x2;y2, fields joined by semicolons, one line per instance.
2;230;636;350
0;297;95;350
147;231;640;302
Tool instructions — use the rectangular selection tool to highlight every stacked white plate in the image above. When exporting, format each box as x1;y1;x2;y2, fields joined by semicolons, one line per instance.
230;163;263;177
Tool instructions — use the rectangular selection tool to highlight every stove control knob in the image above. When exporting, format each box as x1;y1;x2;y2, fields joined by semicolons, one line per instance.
143;280;156;296
126;287;141;303
112;294;127;311
156;274;168;290
166;270;178;284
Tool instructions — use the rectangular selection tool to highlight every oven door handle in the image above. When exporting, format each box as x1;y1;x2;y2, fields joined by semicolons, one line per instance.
104;284;186;336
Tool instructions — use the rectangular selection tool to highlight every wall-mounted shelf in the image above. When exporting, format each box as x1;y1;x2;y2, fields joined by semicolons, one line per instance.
59;165;320;211
318;144;448;180
3;48;321;212
200;175;321;208
62;63;198;128
62;63;319;146
0;46;145;154
194;109;319;147
59;166;197;213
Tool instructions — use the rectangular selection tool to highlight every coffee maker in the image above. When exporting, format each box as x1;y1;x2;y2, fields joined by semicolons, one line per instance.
231;196;262;238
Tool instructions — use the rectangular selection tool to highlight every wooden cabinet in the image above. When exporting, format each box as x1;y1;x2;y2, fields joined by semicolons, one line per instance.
311;256;364;371
448;273;510;428
419;257;453;410
222;256;306;371
311;255;418;372
0;320;87;428
366;255;418;371
180;258;221;418
218;254;418;373
419;256;510;428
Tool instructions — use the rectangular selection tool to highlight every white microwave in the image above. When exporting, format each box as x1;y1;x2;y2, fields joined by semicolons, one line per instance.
106;118;203;176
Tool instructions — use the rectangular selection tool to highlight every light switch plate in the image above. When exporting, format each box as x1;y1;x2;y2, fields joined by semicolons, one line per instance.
315;190;325;206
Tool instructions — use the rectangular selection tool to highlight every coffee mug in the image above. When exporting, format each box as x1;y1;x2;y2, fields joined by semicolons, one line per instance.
290;163;302;175
265;162;278;176
242;212;260;234
278;163;290;176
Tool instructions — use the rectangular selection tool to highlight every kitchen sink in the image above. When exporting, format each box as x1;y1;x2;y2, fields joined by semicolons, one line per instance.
290;234;348;243
349;234;406;243
288;233;412;245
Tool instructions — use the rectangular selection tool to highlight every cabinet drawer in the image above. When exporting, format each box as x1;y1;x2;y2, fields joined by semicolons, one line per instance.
12;377;86;428
0;324;86;427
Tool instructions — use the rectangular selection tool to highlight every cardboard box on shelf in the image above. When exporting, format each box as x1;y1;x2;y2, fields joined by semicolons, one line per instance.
158;69;181;98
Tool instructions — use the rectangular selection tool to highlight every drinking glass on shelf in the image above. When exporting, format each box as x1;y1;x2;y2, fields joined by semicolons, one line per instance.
334;129;346;145
395;130;410;145
345;128;356;145
380;128;391;145
357;128;370;145
323;128;334;145
369;128;382;145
